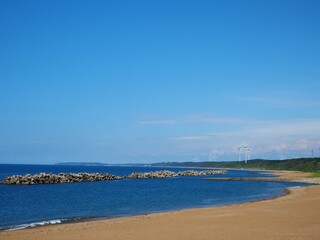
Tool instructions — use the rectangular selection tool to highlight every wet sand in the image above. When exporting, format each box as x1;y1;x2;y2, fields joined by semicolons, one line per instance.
1;172;320;240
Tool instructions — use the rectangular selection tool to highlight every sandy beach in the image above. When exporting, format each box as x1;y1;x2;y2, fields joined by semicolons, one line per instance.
1;171;319;240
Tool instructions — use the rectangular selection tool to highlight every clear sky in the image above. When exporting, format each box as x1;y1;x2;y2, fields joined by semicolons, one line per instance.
1;0;320;164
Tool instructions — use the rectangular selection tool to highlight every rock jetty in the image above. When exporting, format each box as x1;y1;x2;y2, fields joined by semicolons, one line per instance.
1;172;122;185
1;169;227;185
127;169;227;179
127;170;176;179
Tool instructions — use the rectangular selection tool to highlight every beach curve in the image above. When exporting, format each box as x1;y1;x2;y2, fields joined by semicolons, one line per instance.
1;182;319;240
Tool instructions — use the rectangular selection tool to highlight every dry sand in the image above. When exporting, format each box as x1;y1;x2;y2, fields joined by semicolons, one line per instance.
267;170;320;184
1;172;320;240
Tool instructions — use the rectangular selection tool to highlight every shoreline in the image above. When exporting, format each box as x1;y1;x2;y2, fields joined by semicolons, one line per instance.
1;169;318;232
1;184;319;239
0;186;290;232
0;186;294;231
1;170;319;239
0;168;297;232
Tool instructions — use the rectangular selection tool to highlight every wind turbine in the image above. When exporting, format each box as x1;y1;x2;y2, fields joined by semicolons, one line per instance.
237;147;242;162
247;147;251;162
243;146;248;163
209;153;216;162
193;155;199;162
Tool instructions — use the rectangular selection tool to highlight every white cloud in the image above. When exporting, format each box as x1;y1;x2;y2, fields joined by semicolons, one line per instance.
164;118;320;159
135;112;320;160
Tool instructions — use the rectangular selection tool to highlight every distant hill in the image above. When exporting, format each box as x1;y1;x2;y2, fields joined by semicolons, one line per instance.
152;158;320;172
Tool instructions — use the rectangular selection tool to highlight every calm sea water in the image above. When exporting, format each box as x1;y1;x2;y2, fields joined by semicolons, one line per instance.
0;164;310;230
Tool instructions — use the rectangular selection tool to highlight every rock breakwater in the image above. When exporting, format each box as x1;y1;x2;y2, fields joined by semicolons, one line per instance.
127;169;227;179
1;172;122;185
1;169;227;185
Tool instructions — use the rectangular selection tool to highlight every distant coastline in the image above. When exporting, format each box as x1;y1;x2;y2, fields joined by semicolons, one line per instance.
55;157;320;173
151;157;320;173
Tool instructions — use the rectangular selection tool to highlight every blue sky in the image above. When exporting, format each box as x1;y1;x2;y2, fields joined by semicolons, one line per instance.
1;0;320;164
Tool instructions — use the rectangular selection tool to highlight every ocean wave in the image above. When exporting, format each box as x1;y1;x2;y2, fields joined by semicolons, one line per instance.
2;219;71;231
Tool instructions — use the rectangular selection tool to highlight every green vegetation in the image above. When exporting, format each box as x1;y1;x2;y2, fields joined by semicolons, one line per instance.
311;172;320;178
153;158;320;173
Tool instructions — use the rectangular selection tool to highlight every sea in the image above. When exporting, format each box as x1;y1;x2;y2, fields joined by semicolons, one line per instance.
0;164;311;231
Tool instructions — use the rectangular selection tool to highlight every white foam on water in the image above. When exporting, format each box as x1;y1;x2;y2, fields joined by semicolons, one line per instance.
3;219;65;231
